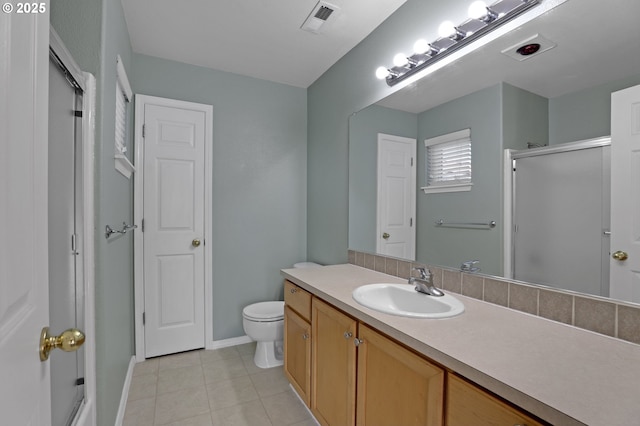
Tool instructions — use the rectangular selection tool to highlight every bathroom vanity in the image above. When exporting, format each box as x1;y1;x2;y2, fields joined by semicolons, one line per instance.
281;264;640;426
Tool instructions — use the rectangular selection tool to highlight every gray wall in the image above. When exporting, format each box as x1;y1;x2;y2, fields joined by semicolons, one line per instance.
132;54;308;340
549;73;640;144
307;0;472;265
348;105;417;252
503;83;549;151
52;0;136;424
417;85;503;275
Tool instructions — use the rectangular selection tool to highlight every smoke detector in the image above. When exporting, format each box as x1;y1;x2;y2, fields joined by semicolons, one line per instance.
501;34;557;61
301;1;340;34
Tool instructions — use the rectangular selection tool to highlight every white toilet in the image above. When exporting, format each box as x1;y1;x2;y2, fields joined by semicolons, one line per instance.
242;262;321;368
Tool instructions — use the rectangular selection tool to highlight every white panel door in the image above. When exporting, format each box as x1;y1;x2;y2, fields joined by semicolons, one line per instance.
376;134;416;260
143;103;206;357
0;5;51;425
610;84;640;302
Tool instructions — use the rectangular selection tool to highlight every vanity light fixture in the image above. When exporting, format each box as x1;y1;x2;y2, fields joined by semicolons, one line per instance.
375;0;540;86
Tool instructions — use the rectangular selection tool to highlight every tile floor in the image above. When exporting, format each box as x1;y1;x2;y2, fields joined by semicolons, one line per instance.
123;342;318;426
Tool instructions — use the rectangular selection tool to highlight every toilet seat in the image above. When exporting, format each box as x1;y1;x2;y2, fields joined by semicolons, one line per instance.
242;301;284;322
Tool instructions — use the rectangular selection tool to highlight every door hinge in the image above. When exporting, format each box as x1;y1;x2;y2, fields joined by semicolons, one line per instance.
74;110;83;118
141;218;144;232
142;312;146;325
411;157;414;167
410;218;413;227
514;224;519;233
142;124;145;138
75;377;84;386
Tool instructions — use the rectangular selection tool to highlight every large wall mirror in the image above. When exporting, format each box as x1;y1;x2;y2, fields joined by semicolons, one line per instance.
348;0;640;303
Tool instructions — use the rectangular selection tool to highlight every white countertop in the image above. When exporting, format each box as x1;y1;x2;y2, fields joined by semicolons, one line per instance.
281;264;640;426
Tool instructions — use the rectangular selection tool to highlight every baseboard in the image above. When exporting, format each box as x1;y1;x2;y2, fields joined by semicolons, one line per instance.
208;335;253;350
289;384;320;425
114;356;136;426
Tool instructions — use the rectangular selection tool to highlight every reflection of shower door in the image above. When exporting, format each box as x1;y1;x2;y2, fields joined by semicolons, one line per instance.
512;142;610;297
49;54;85;425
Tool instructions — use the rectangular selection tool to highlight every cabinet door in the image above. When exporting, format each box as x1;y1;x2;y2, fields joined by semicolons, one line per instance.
284;306;311;406
312;298;358;426
446;374;545;426
356;324;444;426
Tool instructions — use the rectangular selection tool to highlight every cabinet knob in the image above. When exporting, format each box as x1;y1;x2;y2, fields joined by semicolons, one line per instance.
302;333;309;340
290;287;297;293
354;338;364;347
344;331;353;339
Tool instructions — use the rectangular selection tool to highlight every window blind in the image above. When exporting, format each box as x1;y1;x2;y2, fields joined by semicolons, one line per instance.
115;79;127;155
424;128;472;193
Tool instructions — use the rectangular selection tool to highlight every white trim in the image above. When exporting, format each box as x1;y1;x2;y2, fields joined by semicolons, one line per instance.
503;149;514;279
421;183;473;194
114;154;135;178
210;335;253;350
114;356;136;426
134;95;214;361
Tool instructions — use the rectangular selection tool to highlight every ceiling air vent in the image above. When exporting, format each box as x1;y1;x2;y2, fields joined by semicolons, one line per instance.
301;1;340;34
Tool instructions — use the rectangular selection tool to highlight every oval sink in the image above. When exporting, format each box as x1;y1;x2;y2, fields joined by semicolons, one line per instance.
352;283;464;319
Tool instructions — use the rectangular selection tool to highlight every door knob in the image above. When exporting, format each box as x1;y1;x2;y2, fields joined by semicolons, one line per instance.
382;232;390;240
192;239;201;247
40;327;85;362
612;250;628;261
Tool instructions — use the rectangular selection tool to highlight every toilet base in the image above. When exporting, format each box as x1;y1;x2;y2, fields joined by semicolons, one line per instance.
253;340;283;369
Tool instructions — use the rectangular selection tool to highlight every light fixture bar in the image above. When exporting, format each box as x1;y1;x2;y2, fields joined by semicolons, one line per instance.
380;0;540;87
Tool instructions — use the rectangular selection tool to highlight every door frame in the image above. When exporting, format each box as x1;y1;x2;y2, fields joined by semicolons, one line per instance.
50;28;97;426
134;95;213;361
375;133;417;260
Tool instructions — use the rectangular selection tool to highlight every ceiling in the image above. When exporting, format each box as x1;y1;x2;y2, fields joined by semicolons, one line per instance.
377;0;640;113
122;0;407;88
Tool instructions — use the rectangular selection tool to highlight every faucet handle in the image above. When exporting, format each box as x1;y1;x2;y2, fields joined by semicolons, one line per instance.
412;267;431;280
461;260;480;272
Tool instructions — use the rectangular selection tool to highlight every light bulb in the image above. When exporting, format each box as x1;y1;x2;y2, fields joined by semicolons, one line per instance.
438;21;457;39
375;66;390;80
468;1;488;20
413;39;430;55
393;53;408;67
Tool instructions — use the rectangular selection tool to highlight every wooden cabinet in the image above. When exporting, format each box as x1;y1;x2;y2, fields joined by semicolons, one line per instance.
283;280;545;426
356;324;444;426
446;374;545;426
312;297;358;426
284;306;311;406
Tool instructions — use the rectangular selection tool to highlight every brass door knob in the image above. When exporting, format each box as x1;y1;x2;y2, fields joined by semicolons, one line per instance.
40;327;85;362
612;250;629;261
192;239;201;247
382;232;390;240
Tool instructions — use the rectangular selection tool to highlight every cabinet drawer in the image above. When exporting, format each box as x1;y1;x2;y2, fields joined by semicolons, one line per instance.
446;374;545;426
284;280;312;321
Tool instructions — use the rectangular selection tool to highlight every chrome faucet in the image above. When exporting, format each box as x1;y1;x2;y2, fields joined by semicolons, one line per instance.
460;260;480;273
409;267;444;297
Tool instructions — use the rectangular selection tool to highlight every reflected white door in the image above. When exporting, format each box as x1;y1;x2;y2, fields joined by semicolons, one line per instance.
0;6;51;425
376;134;416;260
143;100;207;357
610;84;640;302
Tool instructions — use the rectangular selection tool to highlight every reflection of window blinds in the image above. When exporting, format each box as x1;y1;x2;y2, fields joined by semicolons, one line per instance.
115;79;127;155
426;128;471;187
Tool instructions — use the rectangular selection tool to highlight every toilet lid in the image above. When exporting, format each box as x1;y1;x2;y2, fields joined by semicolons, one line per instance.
243;301;284;321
